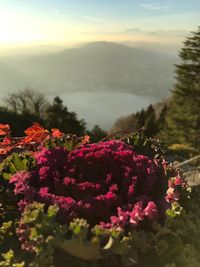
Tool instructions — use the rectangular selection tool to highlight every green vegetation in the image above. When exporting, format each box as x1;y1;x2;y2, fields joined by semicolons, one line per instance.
0;27;199;267
163;27;200;151
0;124;199;267
111;104;161;137
0;89;107;141
1;28;199;151
112;27;200;155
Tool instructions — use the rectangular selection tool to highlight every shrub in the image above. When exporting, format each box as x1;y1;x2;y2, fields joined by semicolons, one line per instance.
0;123;196;267
10;141;170;228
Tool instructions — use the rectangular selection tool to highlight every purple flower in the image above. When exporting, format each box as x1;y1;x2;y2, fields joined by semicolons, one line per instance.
10;171;32;195
130;203;144;225
144;202;158;220
10;141;169;229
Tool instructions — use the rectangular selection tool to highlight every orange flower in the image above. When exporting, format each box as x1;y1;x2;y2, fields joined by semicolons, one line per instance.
23;123;49;143
51;128;64;138
0;124;10;136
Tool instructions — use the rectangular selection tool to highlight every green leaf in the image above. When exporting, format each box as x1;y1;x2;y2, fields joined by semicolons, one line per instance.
47;205;58;218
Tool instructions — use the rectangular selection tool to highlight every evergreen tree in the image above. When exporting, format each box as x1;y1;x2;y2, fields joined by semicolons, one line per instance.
143;105;158;137
136;108;146;128
87;125;107;143
45;96;86;136
157;104;168;132
110;105;159;137
0;107;45;136
164;27;200;149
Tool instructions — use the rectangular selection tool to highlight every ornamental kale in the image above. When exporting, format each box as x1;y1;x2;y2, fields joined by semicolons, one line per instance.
10;140;183;231
0;123;195;267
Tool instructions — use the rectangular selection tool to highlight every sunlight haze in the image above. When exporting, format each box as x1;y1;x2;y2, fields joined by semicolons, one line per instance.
0;0;199;54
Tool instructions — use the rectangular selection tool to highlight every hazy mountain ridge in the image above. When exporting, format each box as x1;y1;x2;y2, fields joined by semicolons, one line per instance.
0;42;177;98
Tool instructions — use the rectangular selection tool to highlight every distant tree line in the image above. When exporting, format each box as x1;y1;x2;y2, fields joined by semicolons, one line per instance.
162;27;200;151
0;27;199;151
111;103;168;138
111;27;200;153
0;89;107;141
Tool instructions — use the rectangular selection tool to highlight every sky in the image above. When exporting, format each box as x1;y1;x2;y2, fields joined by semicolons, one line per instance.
0;0;200;50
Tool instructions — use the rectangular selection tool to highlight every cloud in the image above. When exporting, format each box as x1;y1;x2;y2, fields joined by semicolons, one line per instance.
123;28;144;34
139;3;170;10
122;28;189;37
85;16;107;22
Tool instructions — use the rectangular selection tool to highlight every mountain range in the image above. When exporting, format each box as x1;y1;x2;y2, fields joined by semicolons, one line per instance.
0;42;178;98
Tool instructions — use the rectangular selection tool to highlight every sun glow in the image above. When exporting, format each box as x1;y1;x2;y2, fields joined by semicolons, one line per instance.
0;9;71;46
0;4;196;52
0;10;43;44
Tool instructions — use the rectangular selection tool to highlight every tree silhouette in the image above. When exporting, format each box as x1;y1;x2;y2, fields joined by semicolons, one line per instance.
5;88;49;118
164;27;200;149
45;96;86;136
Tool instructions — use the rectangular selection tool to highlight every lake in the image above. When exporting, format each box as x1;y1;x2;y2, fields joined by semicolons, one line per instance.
53;91;161;130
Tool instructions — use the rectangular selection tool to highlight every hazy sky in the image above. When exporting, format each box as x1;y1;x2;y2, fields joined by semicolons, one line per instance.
0;0;200;48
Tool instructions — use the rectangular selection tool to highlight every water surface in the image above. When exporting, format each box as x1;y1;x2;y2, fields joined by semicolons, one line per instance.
55;91;161;130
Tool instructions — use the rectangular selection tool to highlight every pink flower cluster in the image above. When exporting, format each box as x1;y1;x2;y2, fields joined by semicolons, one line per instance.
10;140;170;229
165;176;185;203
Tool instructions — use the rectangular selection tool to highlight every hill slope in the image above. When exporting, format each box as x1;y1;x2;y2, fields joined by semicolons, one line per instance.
0;42;177;97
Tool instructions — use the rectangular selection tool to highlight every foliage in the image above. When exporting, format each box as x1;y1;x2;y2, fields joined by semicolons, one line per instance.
10;140;171;229
121;131;166;160
5;89;48;118
45;96;86;136
167;143;198;161
0;190;23;266
0;107;45;137
86;125;107;143
111;104;167;138
137;105;159;137
0;122;198;267
15;202;130;266
163;27;200;150
2;90;87;137
128;185;200;267
0;152;36;181
0;250;25;267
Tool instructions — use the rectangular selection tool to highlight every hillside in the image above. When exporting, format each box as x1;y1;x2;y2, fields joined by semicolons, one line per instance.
0;42;177;98
110;97;170;133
